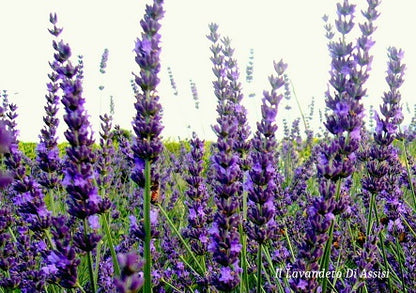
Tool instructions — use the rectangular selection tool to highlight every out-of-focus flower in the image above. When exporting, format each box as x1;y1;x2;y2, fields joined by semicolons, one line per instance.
114;252;144;293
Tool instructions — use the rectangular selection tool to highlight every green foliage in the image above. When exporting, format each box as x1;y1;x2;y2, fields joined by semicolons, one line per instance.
18;142;37;160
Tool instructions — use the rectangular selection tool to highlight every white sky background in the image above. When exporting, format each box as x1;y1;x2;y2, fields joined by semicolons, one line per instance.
0;0;415;142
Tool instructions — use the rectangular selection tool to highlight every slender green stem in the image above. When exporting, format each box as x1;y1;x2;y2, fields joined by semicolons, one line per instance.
94;239;103;288
320;180;341;293
7;227;17;243
320;221;335;293
371;198;393;293
143;159;152;293
401;140;416;211
289;79;308;131
47;188;56;216
239;190;249;292
160;278;183;292
257;243;262;293
75;282;87;293
394;239;407;293
157;203;205;275
83;219;96;293
366;192;376;236
101;212;120;276
283;226;295;263
401;215;416;239
45;229;56;250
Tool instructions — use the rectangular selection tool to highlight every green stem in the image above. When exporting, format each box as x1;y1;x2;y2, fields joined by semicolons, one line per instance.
239;190;249;293
320;221;335;293
94;239;102;288
366;192;376;236
371;198;393;293
283;226;296;263
160;278;183;292
394;239;407;293
401;214;416;239
401;140;416;211
75;282;87;293
83;219;96;293
7;227;17;243
257;243;262;293
320;180;341;293
289;79;308;131
47;188;56;216
143;159;152;293
101;212;120;276
157;203;205;275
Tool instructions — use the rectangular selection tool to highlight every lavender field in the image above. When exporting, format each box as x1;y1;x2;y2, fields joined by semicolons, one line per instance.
1;0;416;292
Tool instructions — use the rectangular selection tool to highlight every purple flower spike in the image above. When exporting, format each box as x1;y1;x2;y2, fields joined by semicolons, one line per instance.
207;23;251;291
57;43;108;220
245;59;287;245
36;13;64;192
131;0;164;190
182;133;212;256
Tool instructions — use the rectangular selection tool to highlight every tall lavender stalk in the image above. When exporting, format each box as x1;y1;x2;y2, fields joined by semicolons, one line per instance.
371;47;411;290
130;0;164;291
53;23;110;292
207;23;248;291
36;13;64;214
288;1;380;292
245;59;286;292
318;1;379;291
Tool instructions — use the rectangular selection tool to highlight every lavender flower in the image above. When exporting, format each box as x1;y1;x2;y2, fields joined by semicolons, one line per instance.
245;48;254;83
54;17;109;292
130;1;164;291
36;13;63;199
182;133;212;256
189;79;199;109
207;23;248;291
167;66;178;96
58;41;108;220
245;59;287;245
100;48;109;74
290;1;380;291
2;100;53;235
131;0;164;188
114;252;144;293
0;108;12;188
43;216;81;289
245;60;287;292
96;114;116;191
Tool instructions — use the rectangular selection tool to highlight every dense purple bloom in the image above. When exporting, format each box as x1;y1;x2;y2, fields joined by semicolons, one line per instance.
0;117;12;188
131;0;164;189
245;59;286;245
57;41;109;220
182;133;212;256
36;13;64;193
207;23;250;291
43;216;80;289
360;47;416;289
290;1;380;291
1;100;53;236
114;252;144;293
96;114;116;191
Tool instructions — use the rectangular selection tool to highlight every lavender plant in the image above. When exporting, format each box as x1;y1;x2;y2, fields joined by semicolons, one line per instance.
2;0;416;292
130;0;164;291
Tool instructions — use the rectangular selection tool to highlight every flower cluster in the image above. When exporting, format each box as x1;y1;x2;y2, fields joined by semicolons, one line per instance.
245;60;287;245
2;0;416;292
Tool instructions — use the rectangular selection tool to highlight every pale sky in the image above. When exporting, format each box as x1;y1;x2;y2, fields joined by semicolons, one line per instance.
0;0;415;142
